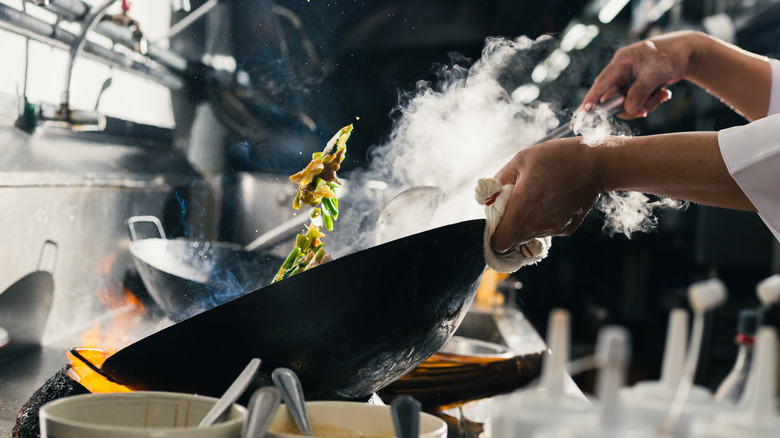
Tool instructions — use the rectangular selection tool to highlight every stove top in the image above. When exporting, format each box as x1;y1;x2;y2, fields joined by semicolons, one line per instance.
0;346;72;436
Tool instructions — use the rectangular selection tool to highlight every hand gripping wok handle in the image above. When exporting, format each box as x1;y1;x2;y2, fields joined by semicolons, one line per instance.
127;215;166;242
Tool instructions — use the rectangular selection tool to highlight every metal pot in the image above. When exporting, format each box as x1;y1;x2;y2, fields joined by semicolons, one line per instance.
102;219;486;400
127;216;284;321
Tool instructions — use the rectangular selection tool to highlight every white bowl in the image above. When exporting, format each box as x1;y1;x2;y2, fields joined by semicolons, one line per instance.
266;401;447;438
39;391;247;438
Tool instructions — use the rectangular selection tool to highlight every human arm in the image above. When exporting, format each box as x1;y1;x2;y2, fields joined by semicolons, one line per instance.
490;133;755;253
581;30;771;121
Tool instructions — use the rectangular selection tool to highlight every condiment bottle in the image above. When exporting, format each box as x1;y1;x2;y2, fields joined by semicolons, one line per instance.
713;309;757;404
620;279;729;438
531;326;655;438
491;309;595;438
688;327;780;438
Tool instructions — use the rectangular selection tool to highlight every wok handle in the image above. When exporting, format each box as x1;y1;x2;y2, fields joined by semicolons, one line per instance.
36;239;58;273
127;215;166;242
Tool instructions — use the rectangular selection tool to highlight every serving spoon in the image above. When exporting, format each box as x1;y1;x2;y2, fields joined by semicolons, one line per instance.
272;367;313;436
199;358;261;428
391;395;421;438
373;185;445;245
241;386;282;438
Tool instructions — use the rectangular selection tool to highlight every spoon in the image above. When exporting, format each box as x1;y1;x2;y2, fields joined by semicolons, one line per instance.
241;386;281;438
199;358;261;428
271;367;313;436
391;395;421;438
373;185;445;245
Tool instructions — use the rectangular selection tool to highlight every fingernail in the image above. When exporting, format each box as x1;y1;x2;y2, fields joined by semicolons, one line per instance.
582;103;593;112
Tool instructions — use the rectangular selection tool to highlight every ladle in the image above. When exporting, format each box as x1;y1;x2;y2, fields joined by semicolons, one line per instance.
244;213;312;252
198;358;261;428
391;395;421;438
241;386;282;438
373;185;445;245
272;367;313;436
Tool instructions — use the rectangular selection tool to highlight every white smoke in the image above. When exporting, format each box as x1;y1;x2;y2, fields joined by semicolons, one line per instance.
344;34;682;250
571;93;688;238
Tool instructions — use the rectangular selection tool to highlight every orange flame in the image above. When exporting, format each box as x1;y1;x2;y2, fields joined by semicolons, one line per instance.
67;348;131;393
68;254;148;393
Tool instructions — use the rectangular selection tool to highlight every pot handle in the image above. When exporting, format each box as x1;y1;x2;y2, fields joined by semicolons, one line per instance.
127;215;166;242
36;239;58;273
68;347;121;383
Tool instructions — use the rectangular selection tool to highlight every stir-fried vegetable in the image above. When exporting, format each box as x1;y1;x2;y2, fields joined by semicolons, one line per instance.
272;125;352;283
289;124;351;231
272;223;331;283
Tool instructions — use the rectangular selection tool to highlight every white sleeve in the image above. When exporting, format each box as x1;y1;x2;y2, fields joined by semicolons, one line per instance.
768;59;780;116
719;114;780;242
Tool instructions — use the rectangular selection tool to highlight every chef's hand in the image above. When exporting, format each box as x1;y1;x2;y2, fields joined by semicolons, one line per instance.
490;137;602;254
580;31;700;119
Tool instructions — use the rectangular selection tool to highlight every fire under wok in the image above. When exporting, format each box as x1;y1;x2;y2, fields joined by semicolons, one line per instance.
101;218;487;400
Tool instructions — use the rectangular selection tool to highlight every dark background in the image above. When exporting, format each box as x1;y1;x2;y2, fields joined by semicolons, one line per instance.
174;0;780;393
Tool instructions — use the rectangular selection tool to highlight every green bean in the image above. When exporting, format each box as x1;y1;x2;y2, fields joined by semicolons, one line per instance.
292;190;302;210
281;247;301;270
322;209;333;231
314;247;326;263
322;197;339;219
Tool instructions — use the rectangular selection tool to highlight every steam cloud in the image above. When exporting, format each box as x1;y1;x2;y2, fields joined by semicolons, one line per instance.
340;35;681;254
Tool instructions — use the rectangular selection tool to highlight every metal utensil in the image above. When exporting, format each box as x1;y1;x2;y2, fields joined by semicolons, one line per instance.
536;94;626;143
391;395;421;438
198;358;261;428
373;185;445;245
243;212;312;252
272;367;313;436
241;386;281;438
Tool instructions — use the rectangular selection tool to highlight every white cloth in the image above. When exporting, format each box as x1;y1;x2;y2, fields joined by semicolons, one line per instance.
767;59;780;116
474;177;552;273
718;115;780;242
717;57;780;242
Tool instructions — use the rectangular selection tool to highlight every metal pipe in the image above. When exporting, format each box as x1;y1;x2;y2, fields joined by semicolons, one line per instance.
30;0;89;20
31;0;189;73
95;21;189;72
158;0;218;42
0;3;184;90
62;0;118;109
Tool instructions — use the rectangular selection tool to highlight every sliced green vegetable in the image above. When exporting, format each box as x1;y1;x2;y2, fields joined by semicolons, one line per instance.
322;209;333;231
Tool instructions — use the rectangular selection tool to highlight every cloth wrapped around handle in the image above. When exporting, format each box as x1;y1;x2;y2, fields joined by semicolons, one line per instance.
474;177;551;273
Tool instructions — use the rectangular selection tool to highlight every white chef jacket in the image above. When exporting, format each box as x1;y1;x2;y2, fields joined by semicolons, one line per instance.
717;58;780;242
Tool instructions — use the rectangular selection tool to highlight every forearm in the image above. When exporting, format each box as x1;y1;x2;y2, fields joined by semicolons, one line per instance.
682;31;771;121
593;132;756;211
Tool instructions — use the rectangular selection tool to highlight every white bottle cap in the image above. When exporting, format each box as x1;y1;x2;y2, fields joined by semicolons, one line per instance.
689;327;780;438
688;279;727;314
756;274;780;306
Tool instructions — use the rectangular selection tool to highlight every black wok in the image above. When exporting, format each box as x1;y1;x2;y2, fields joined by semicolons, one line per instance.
101;219;486;400
127;216;283;321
